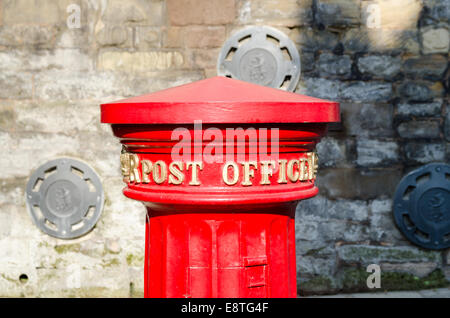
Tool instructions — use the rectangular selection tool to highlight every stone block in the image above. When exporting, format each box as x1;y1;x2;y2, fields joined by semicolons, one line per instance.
380;262;438;278
356;139;399;166
243;0;313;26
316;167;403;200
134;26;161;49
291;27;340;51
0;25;57;48
185;26;226;48
2;0;61;25
397;120;441;139
421;27;450;54
396;101;442;118
357;55;401;79
340;103;394;137
403;55;448;81
297;77;343;101
0;72;32;100
341;82;393;102
404;142;446;163
397;81;439;102
102;0;163;25
337;245;441;264
317;53;352;79
445;108;450;141
163;27;183;48
97;51;184;73
96;25;133;47
34;71;125;101
316;137;347;167
167;0;235;26
316;0;361;27
343;28;420;54
192;49;221;69
296;195;369;222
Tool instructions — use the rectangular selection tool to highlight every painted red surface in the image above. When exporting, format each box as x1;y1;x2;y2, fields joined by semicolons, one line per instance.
101;76;339;298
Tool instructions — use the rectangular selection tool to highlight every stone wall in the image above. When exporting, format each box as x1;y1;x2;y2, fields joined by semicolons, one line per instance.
0;0;448;297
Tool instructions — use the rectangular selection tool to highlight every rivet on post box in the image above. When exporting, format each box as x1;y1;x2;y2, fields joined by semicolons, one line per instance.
101;76;340;298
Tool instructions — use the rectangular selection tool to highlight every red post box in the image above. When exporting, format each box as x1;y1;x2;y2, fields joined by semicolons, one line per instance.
101;77;339;298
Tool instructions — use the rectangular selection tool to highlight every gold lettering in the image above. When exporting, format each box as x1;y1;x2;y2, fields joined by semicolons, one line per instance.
241;161;257;186
153;161;167;184
141;160;153;183
299;159;307;181
120;153;130;183
307;152;319;180
168;161;184;185
223;161;239;186
129;154;141;183
187;161;203;186
277;159;288;184
287;159;300;182
260;161;275;185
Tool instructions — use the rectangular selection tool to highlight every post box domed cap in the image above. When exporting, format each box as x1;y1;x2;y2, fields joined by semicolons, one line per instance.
101;76;340;124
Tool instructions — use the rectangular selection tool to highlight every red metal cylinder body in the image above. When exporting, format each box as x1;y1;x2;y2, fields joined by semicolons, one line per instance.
101;77;339;298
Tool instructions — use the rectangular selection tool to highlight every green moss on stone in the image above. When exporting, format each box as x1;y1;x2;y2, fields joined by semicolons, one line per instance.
102;258;120;268
54;244;81;254
341;267;449;292
126;253;144;266
301;275;333;293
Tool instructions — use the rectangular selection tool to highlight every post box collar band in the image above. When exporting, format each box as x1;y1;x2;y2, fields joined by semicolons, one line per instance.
100;76;340;124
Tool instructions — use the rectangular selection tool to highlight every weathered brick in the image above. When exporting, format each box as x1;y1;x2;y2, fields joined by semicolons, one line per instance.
316;137;347;167
396;101;442;118
316;167;403;200
397;81;438;102
317;53;352;79
445;108;450;142
0;25;57;48
403;55;448;81
404;142;446;163
192;49;221;69
167;0;235;26
297;78;343;100
421;27;450;54
163;27;183;48
358;55;401;79
0;72;32;99
96;26;133;47
243;0;313;26
296;195;369;222
102;0;163;25
0;49;93;72
98;51;184;73
356;139;399;166
337;245;441;264
341;82;393;102
341;103;394;137
135;26;161;49
343;28;420;54
34;71;124;101
380;262;438;278
291;27;339;51
397;120;441;139
316;0;361;27
185;26;226;48
3;0;61;25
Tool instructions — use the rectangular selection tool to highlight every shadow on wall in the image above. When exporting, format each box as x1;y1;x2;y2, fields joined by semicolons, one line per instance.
292;0;450;296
